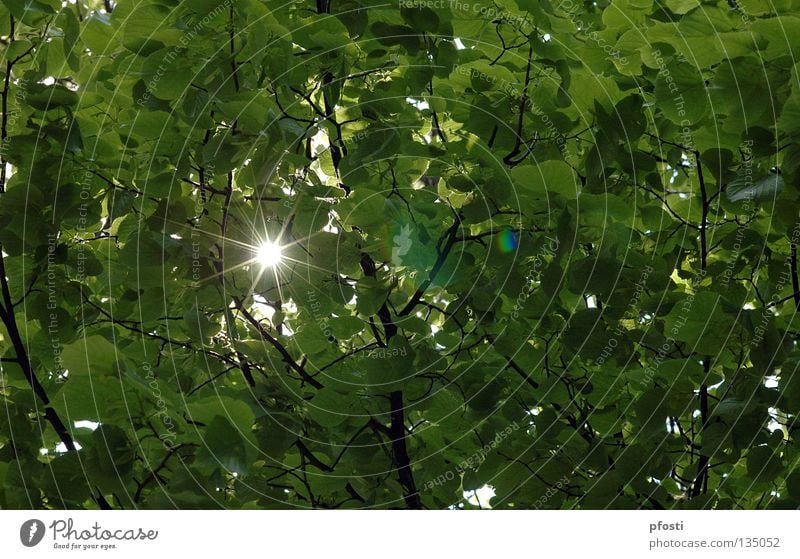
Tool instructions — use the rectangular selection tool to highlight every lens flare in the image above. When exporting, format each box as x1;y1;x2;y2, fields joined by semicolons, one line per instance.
256;240;283;268
497;229;519;253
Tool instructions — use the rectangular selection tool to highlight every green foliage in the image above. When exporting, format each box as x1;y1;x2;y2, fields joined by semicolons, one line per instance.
0;0;798;510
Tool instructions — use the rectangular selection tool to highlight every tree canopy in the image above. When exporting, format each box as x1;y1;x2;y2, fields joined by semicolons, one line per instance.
0;0;799;509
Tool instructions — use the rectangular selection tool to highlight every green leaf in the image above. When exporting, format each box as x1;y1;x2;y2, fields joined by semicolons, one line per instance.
512;161;579;200
726;173;784;203
84;425;135;493
655;62;709;124
195;416;252;476
663;292;733;347
746;446;783;483
60;336;119;376
665;0;700;14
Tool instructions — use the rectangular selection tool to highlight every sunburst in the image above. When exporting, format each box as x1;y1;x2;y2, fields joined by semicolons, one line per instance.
255;239;284;268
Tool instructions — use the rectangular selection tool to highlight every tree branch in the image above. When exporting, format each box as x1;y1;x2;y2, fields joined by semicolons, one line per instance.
234;298;324;389
398;213;462;317
359;253;422;508
0;251;78;453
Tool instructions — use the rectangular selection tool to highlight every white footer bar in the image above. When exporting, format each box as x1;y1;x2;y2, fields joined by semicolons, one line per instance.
1;510;796;558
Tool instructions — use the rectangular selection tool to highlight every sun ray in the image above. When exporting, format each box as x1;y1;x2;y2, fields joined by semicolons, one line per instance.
256;240;283;268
